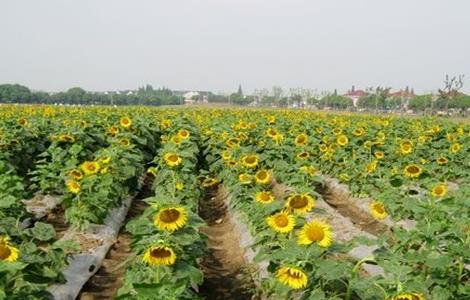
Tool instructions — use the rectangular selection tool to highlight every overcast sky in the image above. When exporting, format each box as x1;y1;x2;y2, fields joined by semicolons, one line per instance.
0;0;469;94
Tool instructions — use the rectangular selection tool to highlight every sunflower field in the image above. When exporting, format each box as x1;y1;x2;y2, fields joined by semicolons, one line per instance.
0;105;469;300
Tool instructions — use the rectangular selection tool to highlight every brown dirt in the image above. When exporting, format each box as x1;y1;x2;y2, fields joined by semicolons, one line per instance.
77;179;152;300
199;185;258;300
45;205;69;239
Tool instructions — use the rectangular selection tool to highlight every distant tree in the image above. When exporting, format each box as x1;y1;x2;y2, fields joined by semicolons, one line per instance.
237;84;243;96
438;74;465;113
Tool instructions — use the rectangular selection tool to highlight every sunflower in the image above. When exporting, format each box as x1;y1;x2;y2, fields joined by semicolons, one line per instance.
178;129;190;139
450;143;462;153
436;156;448;165
400;140;413;155
319;144;328;152
108;126;120;136
276;266;308;289
294;133;308;146
286;193;315;214
155;206;188;232
66;180;81;194
391;292;425;300
296;152;310;160
297;220;332;247
120;116;132;128
265;128;278;138
266;210;295;233
255;191;275;204
119;138;131;147
238;173;252;184
337;135;349;146
160;119;172;129
226;138;240;148
374;151;385;159
17;118;28;126
0;236;20;262
404;164;422;178
431;184;448;198
221;150;232;160
171;135;182;145
299;165;316;176
366;160;378;173
175;182;184;191
58;134;75;142
267;115;276;124
147;167;158;177
201;177;219;188
142;245;176;266
68;169;83;180
241;155;259;168
352;127;365;136
164;153;182;167
255;170;272;185
369;201;388;220
81;161;100;175
332;127;342;135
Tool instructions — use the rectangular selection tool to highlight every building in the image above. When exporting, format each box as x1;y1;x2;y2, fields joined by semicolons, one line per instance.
344;86;367;107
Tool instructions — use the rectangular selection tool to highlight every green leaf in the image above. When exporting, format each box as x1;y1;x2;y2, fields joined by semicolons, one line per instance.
29;222;56;241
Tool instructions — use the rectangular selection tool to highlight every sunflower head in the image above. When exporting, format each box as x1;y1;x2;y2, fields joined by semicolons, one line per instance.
58;134;75;143
81;161;100;175
154;206;188;232
294;133;308;146
296;152;310;160
178;129;190;139
266;210;295;234
450;143;462;153
255;191;274;204
286;193;315;214
120;116;132;128
374;151;385;159
18;118;28;126
297;220;332;247
255;170;272;185
353;127;365;136
404;164;422;178
431;184;448;198
142;245;176;266
391;292;425;300
66;180;81;194
239;173;252;184
276;266;308;289
337;135;349;146
69;169;83;180
370;201;388;220
436;156;448;165
119;138;131;147
164;153;182;167
201;177;219;188
0;236;19;262
241;155;259;168
400;140;413;155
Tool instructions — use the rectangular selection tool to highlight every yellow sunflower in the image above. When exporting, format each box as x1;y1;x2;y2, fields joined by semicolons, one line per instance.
431;184;448;198
120;116;132;128
299;165;316;176
297;220;332;247
201;177;219;188
286;193;315;214
66;180;81;194
369;201;388;220
352;127;365;136
294;133;308;146
154;206;188;232
436;156;448;165
400;140;413;155
119;138;131;147
241;155;259;168
276;266;308;289
160;119;172;129
108;126;120;136
58;134;75;142
81;161;100;175
17;118;28;126
68;169;83;180
391;292;425;300
296;152;310;160
221;150;232;160
164;153;182;167
255;170;272;185
337;134;349;146
366;160;378;173
178;129;190;139
239;173;252;184
255;191;274;204
0;236;20;262
404;164;422;178
142;245;176;266
374;151;385;159
266;210;295;233
450;143;461;153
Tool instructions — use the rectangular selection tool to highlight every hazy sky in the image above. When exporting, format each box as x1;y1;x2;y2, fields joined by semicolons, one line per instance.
1;0;469;94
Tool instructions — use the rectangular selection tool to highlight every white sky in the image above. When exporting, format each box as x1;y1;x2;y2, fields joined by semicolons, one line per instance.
0;0;469;94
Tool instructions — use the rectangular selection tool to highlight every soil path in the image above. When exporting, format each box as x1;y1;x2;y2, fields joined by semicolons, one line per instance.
198;185;257;300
